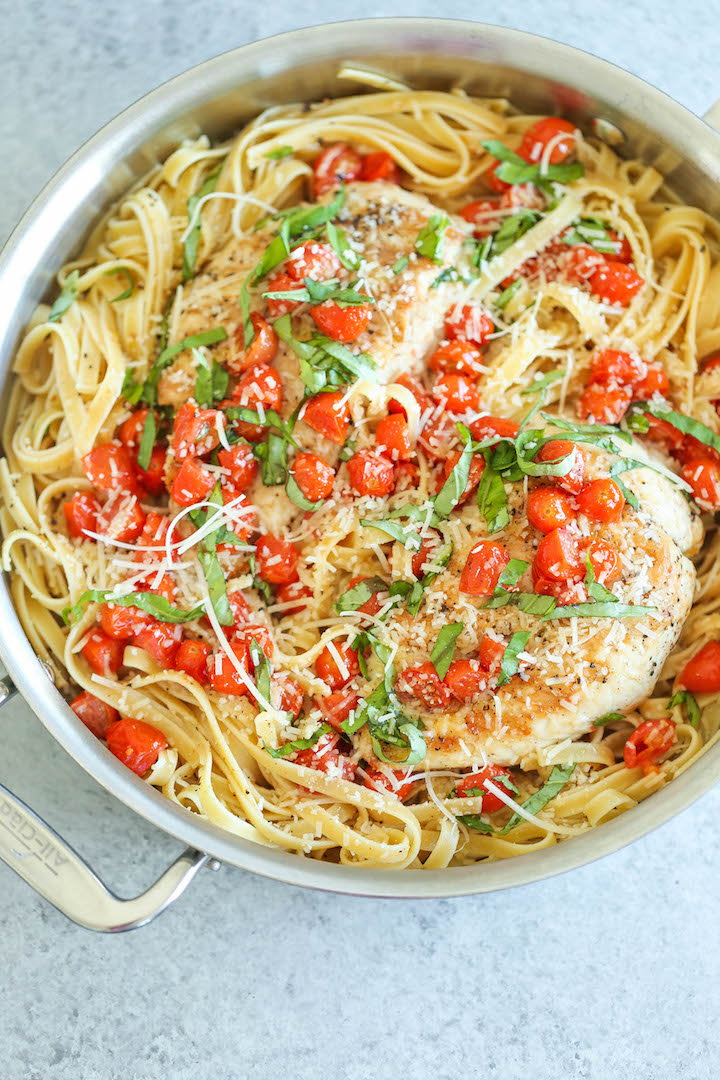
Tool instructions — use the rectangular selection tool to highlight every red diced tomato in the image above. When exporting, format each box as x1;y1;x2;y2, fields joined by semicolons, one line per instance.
578;382;632;424
173;403;223;460
478;635;506;673
363;766;414;801
313;143;363;198
294;733;356;784
526;487;575;533
469;415;520;444
217;441;258;492
171;458;215;508
644;414;686;452
64;492;100;539
347;451;395;496
310;300;372;342
607;230;633;263
679;640;720;693
533;528;584;583
315;641;360;690
173;638;211;684
291;451;335;501
681;458;720;508
537;440;586;494
286;241;340;282
346;575;387;617
459;199;500;238
82;443;139;495
375;413;413;461
99;602;147;640
301;391;350;444
418;413;457;461
275;677;304;719
486;158;511;192
255;534;300;584
520;117;576;164
408;529;442;579
265;272;302;318
444;659;486;702
429;340;484;377
232;363;283;416
456;764;515;810
590;262;644;305
275;580;312;614
444;304;494;346
533;577;589;605
106;717;167;775
229;313;278;372
460;541;511;595
97;495;146;544
134;444;166;495
440;450;485;503
388;373;433;418
576;478;625;522
396;662;452;710
590;349;645;387
208;641;252;696
432;372;481;413
360;151;401;184
633;365;669;401
623;718;675;774
135;512;172;561
69;691;119;739
133;620;182;666
318;690;360;731
234;624;274;663
81;628;124;676
583;539;620;584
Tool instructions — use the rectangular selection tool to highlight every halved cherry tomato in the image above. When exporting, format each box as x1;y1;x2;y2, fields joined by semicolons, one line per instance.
82;444;139;494
459;199;500;238
583;539;620;584
218;441;258;492
360;151;401;184
229;313;278;372
291;452;335;502
255;534;299;584
172;403;223;460
577;478;625;522
440;450;485;502
644;415;686;452
134;444;166;495
64;492;100;539
526;487;576;533
226;590;252;631
533;578;589;605
633;365;669;401
388;373;433;418
674;435;720;467
133;620;182;666
418;413;457;461
275;677;304;719
469;415;520;444
681;458;720;508
294;733;356;784
623;718;675;774
171;458;215;508
99;602;147;640
81;628;124;676
363;766;414;800
173;638;211;684
520;117;576;164
302;391;350;444
375;413;413;461
444;304;494;346
536;440;586;494
559;243;606;284
533;528;584;582
208;641;253;696
410;530;443;578
590;349;645;387
313;143;363;198
106;717;167;775
478;635;506;673
346;575;387;617
70;691;119;739
679;640;720;693
578;382;632;424
486;158;511;192
264;272;302;318
396;663;452;710
347;451;395;496
460;541;511;595
232;363;283;415
607;230;633;263
315;641;360;690
234;625;274;663
444;659;486;702
589;261;644;305
318;690;360;731
275;580;312;614
97;495;146;544
286;241;340;282
456;764;515;810
428;340;484;376
432;372;481;413
118;408;154;452
310;301;372;342
135;512;172;560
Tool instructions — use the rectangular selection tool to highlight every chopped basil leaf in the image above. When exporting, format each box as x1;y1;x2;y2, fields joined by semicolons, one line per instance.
483;591;557;616
543;601;656;620
642;402;720;455
497;559;530;591
252;185;346;281
433;424;473;518
459;763;575;833
563;217;619;255
248;551;272;605
608;460;640;510
430;622;464;680
669;689;701;727
481;139;583;185
182;160;224;281
495;278;522;310
584;554;618;604
339;438;356;462
520;369;565;396
63;589;203;626
48;270;80;322
594;712;626;727
248;638;272;704
326;221;362;271
238;277;254;347
264;278;371;307
254;432;288;486
193;347;229;408
285;470;323;511
136;410;157;471
491;210;541;255
106;267;134;302
496;630;530;687
359;516;423;551
392;255;409;275
265;723;332;758
225;403;298;446
141;327;228;406
431;266;469;288
414;214;450;264
122;369;144;406
197;548;233;626
335;576;387;614
406;540;453;617
264;145;294;159
274;314;377;390
371;720;426;767
477;464;509;533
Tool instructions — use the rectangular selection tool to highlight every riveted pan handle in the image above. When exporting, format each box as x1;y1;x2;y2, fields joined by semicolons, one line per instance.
0;673;218;931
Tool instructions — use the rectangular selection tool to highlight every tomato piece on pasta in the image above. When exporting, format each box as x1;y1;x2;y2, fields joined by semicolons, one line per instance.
533;528;584;583
171;458;215;508
444;304;494;346
576;478;626;523
286;241;340;282
264;272;302;318
460;541;511;595
64;492;100;539
315;641;360;690
318;690;360;731
173;639;211;684
363;767;414;801
360;152;401;184
81;629;124;677
217;441;258;492
456;764;515;810
70;691;119;739
291;451;335;501
133;620;182;666
526;487;576;533
375;413;413;461
82;443;139;495
312;143;363;197
623;718;675;774
439;450;485;503
444;659;487;702
106;717;168;775
679;640;720;693
519;118;576;164
681;458;720;508
589;261;644;305
536;440;586;493
396;663;452;709
275;581;312;614
228;313;278;372
347;451;395;496
310;300;372;343
428;340;484;376
301;391;350;444
255;534;300;584
432;372;481;413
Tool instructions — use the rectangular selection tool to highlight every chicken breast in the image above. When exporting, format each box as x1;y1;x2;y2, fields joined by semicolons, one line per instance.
366;443;700;769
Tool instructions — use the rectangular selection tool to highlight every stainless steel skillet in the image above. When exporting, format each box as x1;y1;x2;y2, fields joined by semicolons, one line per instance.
1;18;719;930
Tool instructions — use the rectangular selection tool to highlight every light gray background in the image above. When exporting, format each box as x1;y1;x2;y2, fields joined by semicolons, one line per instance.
1;3;719;1079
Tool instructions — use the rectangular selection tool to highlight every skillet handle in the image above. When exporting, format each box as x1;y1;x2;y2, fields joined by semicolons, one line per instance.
0;675;218;932
702;100;720;132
